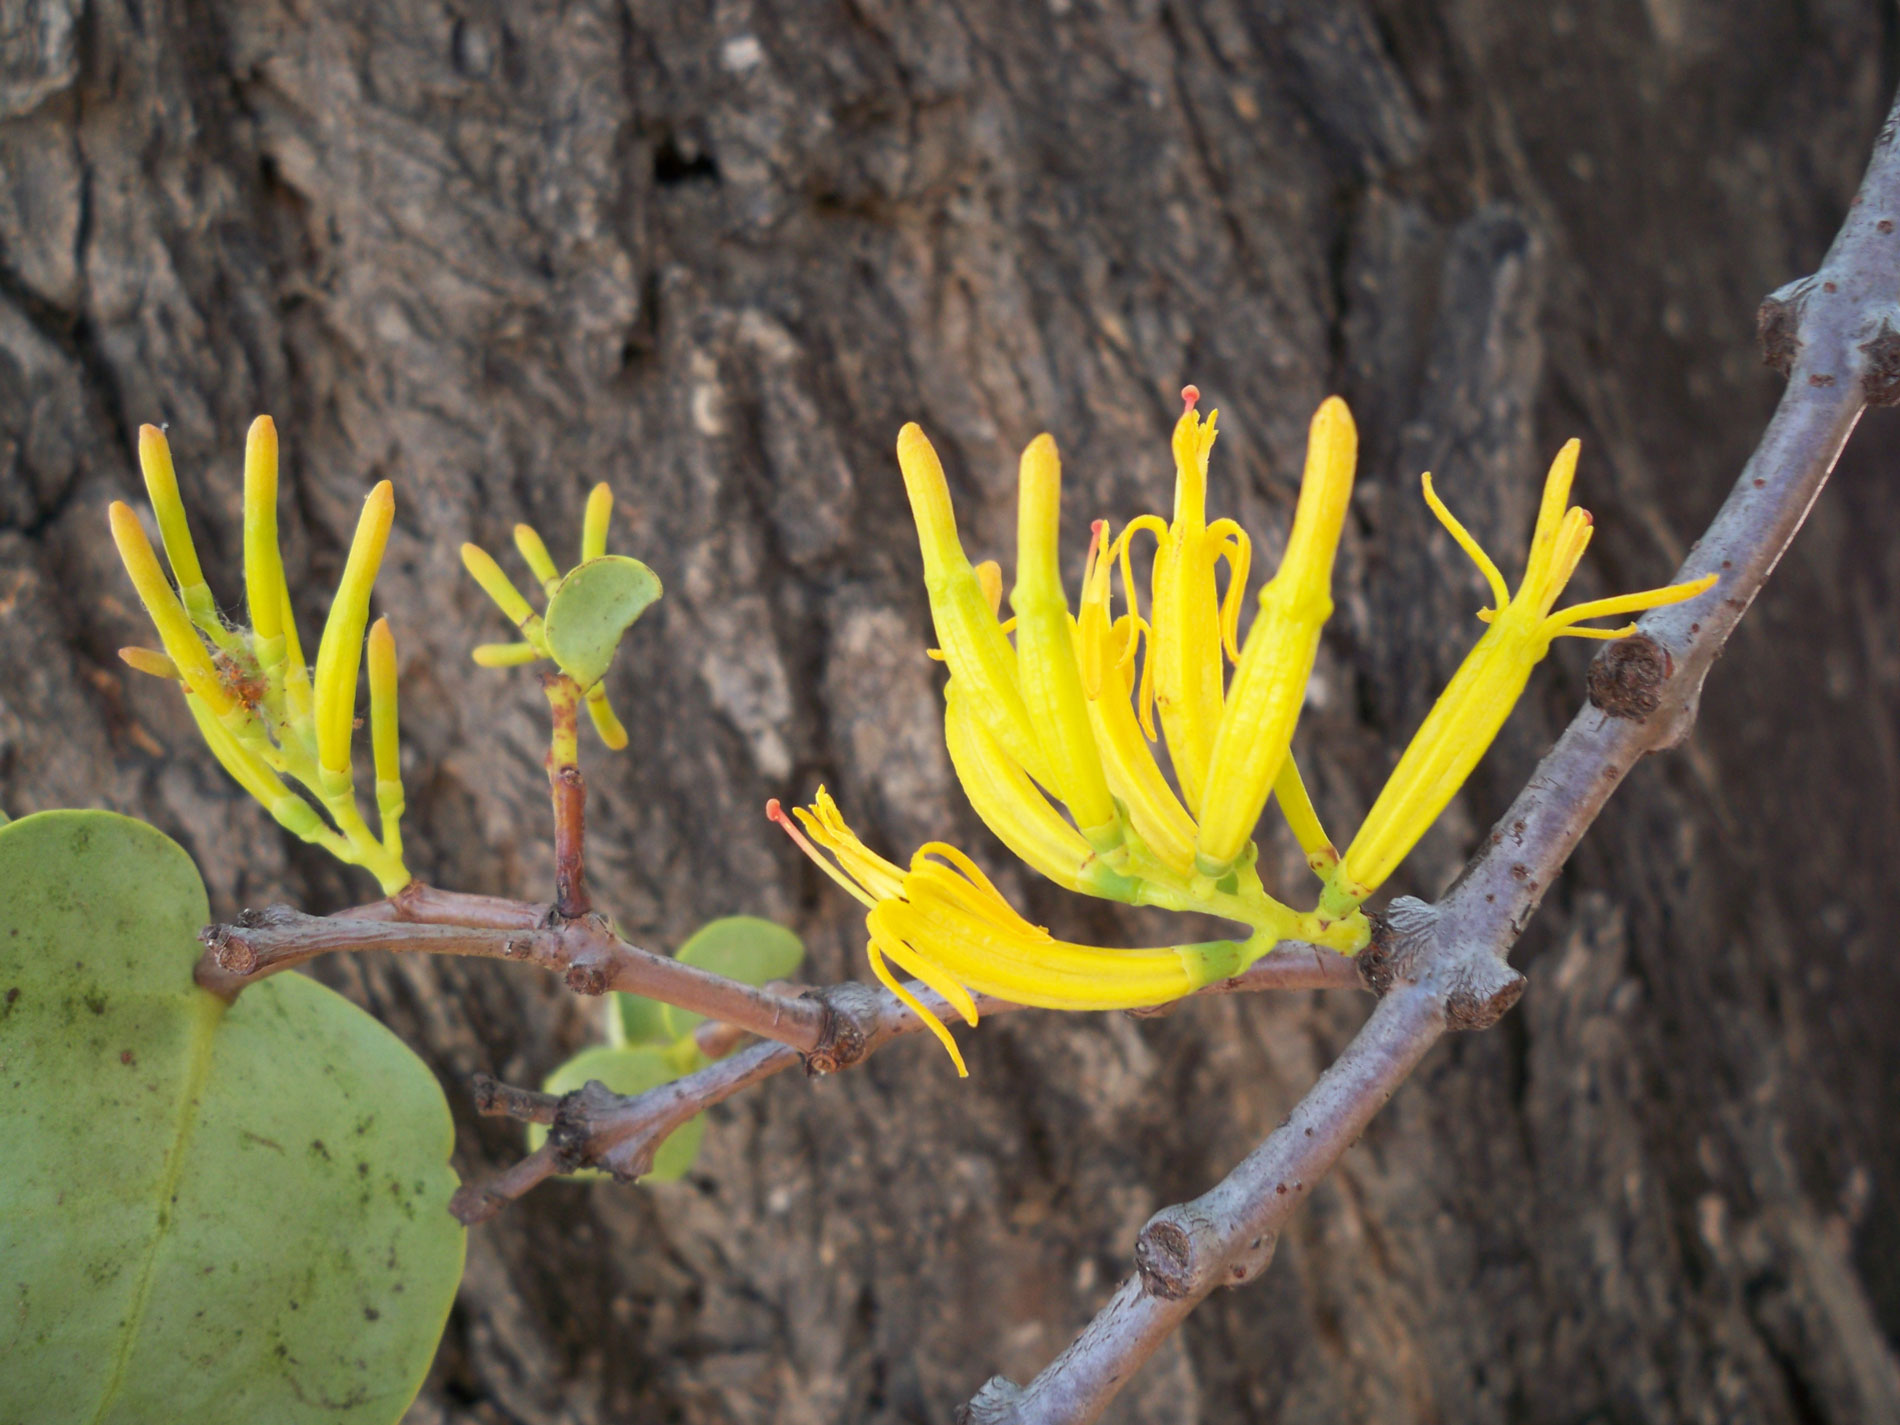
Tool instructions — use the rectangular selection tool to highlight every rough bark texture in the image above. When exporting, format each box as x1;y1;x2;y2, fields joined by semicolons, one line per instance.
5;2;1900;1421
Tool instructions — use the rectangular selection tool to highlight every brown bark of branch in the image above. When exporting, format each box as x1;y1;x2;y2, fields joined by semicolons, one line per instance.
199;904;832;1053
543;672;591;918
444;946;1368;1219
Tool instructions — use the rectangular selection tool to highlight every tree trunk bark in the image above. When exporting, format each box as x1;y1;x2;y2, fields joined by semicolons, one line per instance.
4;2;1899;1420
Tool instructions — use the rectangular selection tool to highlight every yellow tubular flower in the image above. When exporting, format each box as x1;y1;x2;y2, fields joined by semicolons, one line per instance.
112;418;410;892
108;502;236;720
118;647;181;680
367;616;404;856
1324;442;1718;913
773;796;1245;1075
943;682;1137;902
472;642;543;667
582;482;613;563
1076;522;1200;874
585;686;630;749
1148;390;1229;813
242;416;289;664
460;542;549;654
1194;397;1357;878
278;576;314;727
136;424;222;634
313;480;395;789
514;523;561;593
897;423;1054;788
1010;434;1121;850
1272;755;1339;877
460;543;535;627
182;690;333;848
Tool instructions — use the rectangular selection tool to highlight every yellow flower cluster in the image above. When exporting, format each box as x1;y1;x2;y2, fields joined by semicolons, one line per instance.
781;389;1716;1073
110;420;409;893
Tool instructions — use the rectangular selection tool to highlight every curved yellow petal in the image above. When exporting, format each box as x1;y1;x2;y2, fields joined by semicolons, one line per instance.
137;424;218;630
1195;397;1355;876
313;481;395;781
897;423;1054;787
944;682;1133;901
1010;434;1119;846
582;482;613;562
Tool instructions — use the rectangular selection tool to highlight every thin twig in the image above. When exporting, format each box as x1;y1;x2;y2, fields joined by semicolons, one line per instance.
543;672;591;918
447;947;1369;1219
469;1072;561;1124
199;905;833;1053
954;84;1900;1425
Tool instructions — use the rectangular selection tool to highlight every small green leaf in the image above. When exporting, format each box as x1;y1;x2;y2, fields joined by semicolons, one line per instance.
614;990;673;1047
526;1046;706;1182
543;555;661;689
0;810;464;1425
663;916;805;1040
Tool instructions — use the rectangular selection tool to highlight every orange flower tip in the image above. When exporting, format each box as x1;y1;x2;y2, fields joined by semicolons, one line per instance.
137;423;167;451
765;798;831;868
1181;384;1200;411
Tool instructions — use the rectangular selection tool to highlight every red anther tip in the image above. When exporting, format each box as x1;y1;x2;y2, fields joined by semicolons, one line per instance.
765;799;786;823
1579;510;1595;525
1181;384;1200;410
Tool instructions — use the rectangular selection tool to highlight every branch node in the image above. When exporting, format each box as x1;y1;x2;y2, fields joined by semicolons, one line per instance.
1353;909;1397;996
955;1377;1026;1425
1587;634;1672;720
1860;310;1900;404
200;922;257;976
548;1079;621;1171
1757;274;1815;375
564;960;612;996
1134;1205;1218;1300
447;1183;506;1226
804;981;882;1075
1441;957;1528;1031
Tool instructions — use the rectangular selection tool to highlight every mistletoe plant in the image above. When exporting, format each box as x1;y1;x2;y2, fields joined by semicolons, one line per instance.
6;378;1717;1425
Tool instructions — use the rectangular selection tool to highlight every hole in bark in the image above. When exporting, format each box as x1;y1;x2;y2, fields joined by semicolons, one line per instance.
654;135;720;186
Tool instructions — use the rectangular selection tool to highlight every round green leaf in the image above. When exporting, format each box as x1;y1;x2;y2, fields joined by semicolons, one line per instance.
0;810;465;1425
663;916;806;1040
526;1045;706;1182
543;555;661;688
614;990;672;1048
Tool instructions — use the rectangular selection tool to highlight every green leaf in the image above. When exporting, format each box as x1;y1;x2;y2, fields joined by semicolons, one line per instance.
613;990;673;1048
526;1045;706;1183
543;554;661;688
663;915;806;1040
0;810;464;1425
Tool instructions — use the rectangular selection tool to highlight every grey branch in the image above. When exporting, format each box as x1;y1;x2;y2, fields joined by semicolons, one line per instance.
955;85;1900;1425
447;953;1367;1223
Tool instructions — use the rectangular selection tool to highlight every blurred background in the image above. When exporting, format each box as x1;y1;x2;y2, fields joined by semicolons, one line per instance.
4;2;1899;1420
